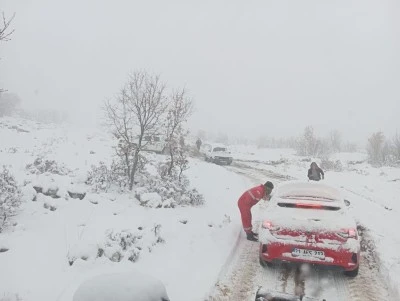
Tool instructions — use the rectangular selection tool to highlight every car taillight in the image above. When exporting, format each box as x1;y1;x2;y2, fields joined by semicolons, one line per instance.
262;221;280;231
337;228;357;239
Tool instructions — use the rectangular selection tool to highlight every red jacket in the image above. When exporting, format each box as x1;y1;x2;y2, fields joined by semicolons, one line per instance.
238;184;266;207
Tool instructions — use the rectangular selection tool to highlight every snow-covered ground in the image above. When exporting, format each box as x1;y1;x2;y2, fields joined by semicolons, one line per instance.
0;117;252;301
1;117;400;300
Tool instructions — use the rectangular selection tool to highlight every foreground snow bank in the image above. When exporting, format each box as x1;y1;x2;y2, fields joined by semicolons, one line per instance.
73;271;170;301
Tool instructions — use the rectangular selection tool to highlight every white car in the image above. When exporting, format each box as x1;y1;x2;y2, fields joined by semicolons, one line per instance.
259;181;360;277
200;143;233;165
73;271;170;301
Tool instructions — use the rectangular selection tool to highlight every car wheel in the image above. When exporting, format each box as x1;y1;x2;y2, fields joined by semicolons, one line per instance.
259;257;273;268
344;266;359;277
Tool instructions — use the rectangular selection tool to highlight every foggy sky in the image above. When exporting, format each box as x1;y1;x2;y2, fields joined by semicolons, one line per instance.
1;0;399;144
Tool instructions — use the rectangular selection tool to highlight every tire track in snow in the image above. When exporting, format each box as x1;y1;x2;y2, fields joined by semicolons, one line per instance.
345;225;392;301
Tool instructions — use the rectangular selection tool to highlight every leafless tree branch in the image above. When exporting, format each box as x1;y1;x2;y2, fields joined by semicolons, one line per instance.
0;12;15;42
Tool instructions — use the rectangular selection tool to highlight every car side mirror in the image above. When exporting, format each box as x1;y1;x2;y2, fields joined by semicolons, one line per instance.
344;199;350;206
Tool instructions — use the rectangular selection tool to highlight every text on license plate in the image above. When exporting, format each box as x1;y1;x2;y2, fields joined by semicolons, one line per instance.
292;248;325;259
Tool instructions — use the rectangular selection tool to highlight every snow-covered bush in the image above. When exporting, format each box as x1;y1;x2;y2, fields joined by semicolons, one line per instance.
26;157;70;175
0;166;21;232
136;165;204;207
97;225;165;263
86;156;149;192
320;159;343;172
85;162;112;192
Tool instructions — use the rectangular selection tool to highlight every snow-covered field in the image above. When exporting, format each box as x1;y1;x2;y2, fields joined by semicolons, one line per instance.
0;117;252;301
1;117;400;301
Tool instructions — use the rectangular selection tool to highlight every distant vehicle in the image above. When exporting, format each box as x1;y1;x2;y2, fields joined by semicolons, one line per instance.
259;181;360;277
200;143;233;165
73;271;170;301
126;135;167;154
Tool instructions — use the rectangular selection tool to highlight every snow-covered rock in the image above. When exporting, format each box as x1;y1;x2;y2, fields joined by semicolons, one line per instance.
139;192;162;208
20;184;37;202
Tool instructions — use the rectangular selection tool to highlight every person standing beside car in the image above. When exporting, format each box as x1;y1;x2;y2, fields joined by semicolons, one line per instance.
308;162;324;181
237;181;274;241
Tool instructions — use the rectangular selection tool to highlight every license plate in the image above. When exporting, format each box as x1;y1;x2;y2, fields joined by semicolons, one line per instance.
292;248;325;259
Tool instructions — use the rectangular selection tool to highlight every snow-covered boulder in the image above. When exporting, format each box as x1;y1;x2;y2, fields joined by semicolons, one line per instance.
162;198;176;208
73;271;170;301
139;192;162;208
20;184;37;202
67;184;87;200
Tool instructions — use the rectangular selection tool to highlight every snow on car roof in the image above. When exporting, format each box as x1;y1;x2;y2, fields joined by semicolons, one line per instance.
276;181;343;201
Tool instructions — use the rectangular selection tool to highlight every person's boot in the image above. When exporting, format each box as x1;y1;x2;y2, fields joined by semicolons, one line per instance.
246;232;258;242
251;231;258;237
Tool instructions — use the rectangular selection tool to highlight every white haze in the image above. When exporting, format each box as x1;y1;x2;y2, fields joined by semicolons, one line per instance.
1;0;399;144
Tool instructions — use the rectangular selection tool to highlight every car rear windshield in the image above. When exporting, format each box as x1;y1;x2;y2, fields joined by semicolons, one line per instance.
277;202;341;211
213;147;226;152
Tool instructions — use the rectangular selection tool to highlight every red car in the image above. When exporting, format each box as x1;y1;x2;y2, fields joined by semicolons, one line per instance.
259;181;360;277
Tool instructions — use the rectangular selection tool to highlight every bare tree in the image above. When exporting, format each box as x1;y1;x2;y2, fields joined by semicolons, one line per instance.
105;71;168;190
367;131;386;165
392;132;400;162
0;92;21;116
0;12;15;42
164;89;193;176
0;12;16;94
329;130;342;152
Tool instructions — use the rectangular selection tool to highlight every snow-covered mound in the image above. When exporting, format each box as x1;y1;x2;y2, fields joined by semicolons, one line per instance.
73;271;170;301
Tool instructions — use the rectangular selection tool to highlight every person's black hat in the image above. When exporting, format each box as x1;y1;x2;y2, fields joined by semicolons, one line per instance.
264;181;274;189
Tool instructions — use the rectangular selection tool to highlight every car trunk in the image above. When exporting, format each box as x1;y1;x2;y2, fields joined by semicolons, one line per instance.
266;201;354;245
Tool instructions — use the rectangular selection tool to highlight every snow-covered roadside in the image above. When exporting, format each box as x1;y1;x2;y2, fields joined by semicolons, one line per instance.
0;117;253;301
230;146;400;298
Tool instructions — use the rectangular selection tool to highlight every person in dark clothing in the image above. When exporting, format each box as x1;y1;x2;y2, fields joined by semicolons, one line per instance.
196;138;202;151
308;162;324;181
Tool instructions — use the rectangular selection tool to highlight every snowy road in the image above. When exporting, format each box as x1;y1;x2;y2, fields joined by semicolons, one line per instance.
206;161;395;301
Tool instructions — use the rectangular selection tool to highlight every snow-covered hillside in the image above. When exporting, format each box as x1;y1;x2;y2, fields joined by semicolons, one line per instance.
0;117;252;301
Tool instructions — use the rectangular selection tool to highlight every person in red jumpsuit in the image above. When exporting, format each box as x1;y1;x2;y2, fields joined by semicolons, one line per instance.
238;181;274;241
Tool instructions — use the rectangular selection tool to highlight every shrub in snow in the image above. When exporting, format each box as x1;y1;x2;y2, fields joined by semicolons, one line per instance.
138;192;163;208
85;157;146;192
320;159;343;172
26;157;70;175
72;271;170;301
96;225;165;264
85;162;112;192
0;166;21;232
137;170;204;207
